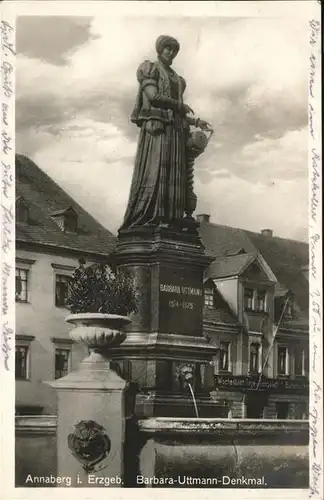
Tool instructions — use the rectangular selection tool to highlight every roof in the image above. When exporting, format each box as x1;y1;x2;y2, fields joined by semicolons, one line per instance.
199;222;257;258
199;220;309;320
274;284;291;297
50;206;77;217
206;253;256;279
15;154;117;257
246;229;308;313
204;284;239;326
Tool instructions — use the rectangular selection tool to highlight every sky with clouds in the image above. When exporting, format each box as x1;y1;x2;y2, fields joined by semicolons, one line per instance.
16;13;309;241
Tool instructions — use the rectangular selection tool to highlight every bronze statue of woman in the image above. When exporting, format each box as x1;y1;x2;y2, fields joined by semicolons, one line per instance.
120;35;212;231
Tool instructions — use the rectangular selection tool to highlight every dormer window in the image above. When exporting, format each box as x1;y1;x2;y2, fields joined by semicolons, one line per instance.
226;248;246;257
244;287;267;312
16;196;29;223
255;290;266;312
274;288;294;322
277;294;293;321
204;288;214;308
51;206;78;233
284;296;293;319
244;287;254;310
301;265;309;281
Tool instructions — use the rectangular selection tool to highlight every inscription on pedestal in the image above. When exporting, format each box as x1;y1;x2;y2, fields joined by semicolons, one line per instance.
160;283;202;311
158;269;203;336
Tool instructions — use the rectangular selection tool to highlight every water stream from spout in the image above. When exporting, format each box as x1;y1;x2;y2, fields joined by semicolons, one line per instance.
188;382;199;418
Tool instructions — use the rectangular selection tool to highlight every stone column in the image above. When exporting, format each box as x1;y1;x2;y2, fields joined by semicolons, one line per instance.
48;321;136;488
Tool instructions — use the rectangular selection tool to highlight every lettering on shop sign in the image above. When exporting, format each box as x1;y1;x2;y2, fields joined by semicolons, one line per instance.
215;375;309;394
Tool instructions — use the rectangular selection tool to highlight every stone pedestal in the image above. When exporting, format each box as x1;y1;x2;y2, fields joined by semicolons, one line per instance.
48;352;136;487
108;225;221;417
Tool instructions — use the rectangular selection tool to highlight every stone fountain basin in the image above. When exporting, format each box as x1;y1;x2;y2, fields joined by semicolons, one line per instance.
129;418;309;488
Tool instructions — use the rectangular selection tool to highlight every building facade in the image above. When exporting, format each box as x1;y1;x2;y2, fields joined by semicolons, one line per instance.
198;215;309;419
15;155;116;414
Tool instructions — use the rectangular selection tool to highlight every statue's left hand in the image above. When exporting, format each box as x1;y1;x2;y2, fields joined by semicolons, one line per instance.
197;119;213;131
182;103;195;115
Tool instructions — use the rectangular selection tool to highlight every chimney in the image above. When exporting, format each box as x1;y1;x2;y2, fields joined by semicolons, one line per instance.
197;214;210;223
261;229;273;237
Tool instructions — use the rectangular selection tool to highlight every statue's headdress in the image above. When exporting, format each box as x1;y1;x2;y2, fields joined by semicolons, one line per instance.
155;35;180;56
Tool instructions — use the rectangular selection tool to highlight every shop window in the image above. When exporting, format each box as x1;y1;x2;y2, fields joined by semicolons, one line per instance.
295;402;308;420
245;393;267;419
276;402;289;419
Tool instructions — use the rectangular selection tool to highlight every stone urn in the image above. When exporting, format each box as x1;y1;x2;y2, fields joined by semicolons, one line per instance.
66;313;131;352
65;313;131;376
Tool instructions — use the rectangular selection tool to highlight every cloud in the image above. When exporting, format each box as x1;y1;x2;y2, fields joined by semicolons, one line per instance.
32;117;137;233
195;174;308;241
16;16;94;65
239;128;308;181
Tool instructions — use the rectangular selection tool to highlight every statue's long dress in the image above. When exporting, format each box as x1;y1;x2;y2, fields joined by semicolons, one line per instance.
121;62;188;229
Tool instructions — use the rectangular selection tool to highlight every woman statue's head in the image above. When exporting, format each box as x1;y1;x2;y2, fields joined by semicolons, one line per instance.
156;35;180;66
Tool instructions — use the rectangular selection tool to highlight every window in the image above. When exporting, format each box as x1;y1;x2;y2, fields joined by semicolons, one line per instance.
55;348;71;379
55;274;70;307
278;346;289;375
249;343;261;373
255;290;266;312
65;212;77;233
295;349;309;376
219;341;231;371
244;287;254;310
51;207;78;233
244;287;268;312
16;268;28;302
204;288;214;308
16;197;29;223
304;351;309;376
15;346;29;379
276;402;289;419
294;347;306;376
284;297;293;319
